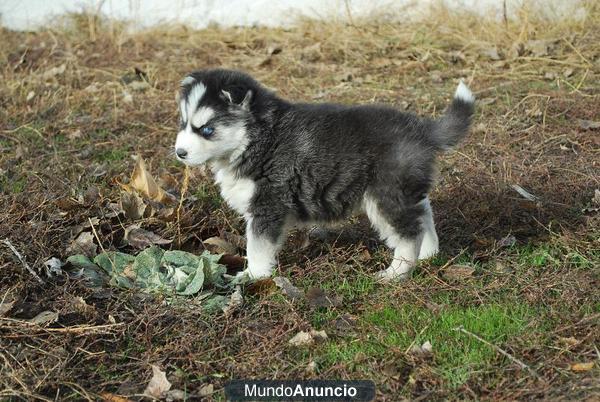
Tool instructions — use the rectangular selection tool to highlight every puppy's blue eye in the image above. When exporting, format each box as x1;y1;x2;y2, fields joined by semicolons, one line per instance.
201;126;214;137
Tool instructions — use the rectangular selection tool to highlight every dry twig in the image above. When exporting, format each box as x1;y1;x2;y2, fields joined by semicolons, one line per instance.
1;239;44;284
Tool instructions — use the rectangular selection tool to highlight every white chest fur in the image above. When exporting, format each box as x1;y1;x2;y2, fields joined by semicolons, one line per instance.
212;164;255;216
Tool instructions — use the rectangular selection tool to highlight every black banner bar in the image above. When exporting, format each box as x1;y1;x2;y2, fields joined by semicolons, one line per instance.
225;380;375;401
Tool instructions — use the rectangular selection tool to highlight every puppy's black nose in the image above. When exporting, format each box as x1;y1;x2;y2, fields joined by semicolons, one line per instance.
176;148;188;159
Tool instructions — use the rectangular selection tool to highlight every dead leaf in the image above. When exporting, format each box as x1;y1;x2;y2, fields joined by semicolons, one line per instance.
129;156;177;205
100;392;131;402
120;191;147;221
83;186;100;205
56;197;83;211
410;341;433;355
289;331;313;347
311;330;328;341
144;365;171;399
203;236;237;255
305;361;317;375
358;249;372;262
593;189;600;206
218;254;246;271
497;234;516;248
0;300;15;317
558;336;579;346
578;119;600;130
66;232;97;258
442;265;475;281
223;286;244;316
158;173;179;195
124;225;171;249
481;46;501;60
29;311;59;325
306;287;342;308
221;230;247;249
525;39;555;57
165;389;186;400
330;314;357;337
273;276;305;300
570;362;594;372
563;68;574;77
301;42;322;62
43;257;63;277
511;184;540;202
42;63;66;80
198;384;214;397
288;330;328;347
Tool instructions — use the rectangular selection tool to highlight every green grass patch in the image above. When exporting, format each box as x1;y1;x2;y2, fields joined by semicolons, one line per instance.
96;148;128;162
194;183;223;209
0;176;27;194
319;302;534;388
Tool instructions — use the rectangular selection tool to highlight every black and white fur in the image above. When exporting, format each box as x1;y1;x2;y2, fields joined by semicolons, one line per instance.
175;69;474;281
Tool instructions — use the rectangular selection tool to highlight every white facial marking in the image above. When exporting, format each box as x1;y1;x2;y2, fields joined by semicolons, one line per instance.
185;82;207;123
180;99;188;123
418;196;439;260
191;107;215;128
363;195;422;282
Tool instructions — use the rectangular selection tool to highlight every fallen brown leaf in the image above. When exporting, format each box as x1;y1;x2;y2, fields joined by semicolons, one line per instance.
0;300;15;317
129;156;177;205
101;393;131;402
144;365;171;399
218;254;246;271
246;278;276;296
578;119;600;130
203;236;237;255
306;287;342;308
124;224;171;249
273;276;305;300
570;362;594;372
442;264;475;281
29;311;59;325
120;191;147;221
66;232;97;258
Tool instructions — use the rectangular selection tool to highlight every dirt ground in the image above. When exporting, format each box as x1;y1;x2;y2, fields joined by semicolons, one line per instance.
0;5;599;401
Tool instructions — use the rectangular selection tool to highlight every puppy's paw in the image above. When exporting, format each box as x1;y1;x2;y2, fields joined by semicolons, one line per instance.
374;269;411;283
237;267;273;282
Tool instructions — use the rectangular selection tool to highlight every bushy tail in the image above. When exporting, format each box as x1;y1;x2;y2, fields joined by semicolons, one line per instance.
431;81;475;150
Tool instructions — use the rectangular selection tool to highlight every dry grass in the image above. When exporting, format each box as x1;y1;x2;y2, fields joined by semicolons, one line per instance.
0;3;599;401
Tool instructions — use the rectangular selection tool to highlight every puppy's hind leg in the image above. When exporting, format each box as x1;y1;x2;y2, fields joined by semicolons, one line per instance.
418;196;439;260
363;195;423;282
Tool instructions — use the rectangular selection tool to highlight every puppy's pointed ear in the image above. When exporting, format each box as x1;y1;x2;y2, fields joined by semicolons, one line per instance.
241;90;253;111
220;89;233;104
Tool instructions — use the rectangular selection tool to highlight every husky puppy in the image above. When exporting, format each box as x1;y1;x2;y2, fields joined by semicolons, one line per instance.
175;69;474;281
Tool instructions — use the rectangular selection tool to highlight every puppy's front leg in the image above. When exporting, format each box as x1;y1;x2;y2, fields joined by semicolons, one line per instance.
244;216;285;280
